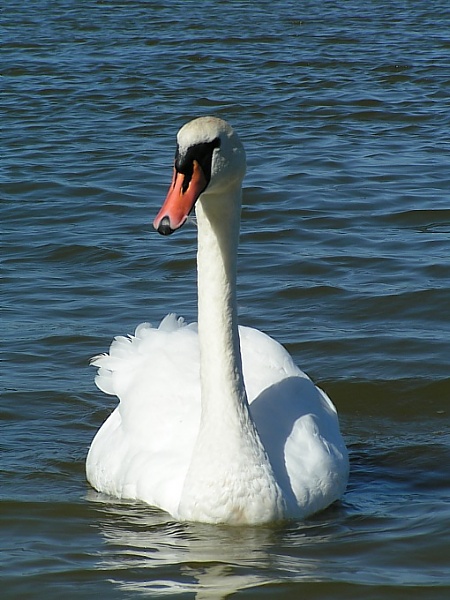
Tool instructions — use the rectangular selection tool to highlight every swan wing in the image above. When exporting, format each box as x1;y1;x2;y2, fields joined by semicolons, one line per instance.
86;314;201;515
240;326;349;516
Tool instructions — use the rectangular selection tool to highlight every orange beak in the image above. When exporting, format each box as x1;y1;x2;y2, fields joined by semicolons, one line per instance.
153;160;207;235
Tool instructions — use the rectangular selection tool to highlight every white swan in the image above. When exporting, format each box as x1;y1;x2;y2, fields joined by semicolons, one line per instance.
86;116;349;525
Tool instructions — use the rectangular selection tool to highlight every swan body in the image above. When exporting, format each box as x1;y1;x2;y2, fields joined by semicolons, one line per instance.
86;117;349;524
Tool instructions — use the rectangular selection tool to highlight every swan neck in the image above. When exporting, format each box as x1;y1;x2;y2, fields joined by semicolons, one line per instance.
179;187;285;523
196;189;244;412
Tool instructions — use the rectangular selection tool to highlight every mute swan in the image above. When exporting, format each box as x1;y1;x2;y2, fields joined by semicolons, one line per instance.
86;116;349;525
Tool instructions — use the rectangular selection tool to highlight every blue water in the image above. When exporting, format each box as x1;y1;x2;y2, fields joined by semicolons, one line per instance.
2;1;450;598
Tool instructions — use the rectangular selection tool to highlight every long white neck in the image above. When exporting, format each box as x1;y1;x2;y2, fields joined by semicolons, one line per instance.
178;185;285;524
197;187;246;422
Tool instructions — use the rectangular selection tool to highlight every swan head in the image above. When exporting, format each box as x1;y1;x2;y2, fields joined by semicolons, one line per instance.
153;116;246;235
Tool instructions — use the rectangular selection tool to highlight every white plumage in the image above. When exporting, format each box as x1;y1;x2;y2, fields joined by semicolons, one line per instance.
86;117;348;524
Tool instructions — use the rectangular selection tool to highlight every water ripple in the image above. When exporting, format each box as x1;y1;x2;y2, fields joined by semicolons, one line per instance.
2;0;450;597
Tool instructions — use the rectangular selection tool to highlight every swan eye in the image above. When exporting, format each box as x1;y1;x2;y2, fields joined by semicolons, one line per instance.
175;138;221;192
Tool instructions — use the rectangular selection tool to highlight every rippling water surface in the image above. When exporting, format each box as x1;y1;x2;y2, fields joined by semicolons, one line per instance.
2;0;450;598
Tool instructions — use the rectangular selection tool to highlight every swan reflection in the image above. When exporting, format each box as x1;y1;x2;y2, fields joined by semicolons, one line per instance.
90;494;281;597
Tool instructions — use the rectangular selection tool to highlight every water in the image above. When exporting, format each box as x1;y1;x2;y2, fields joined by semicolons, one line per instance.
2;0;450;597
